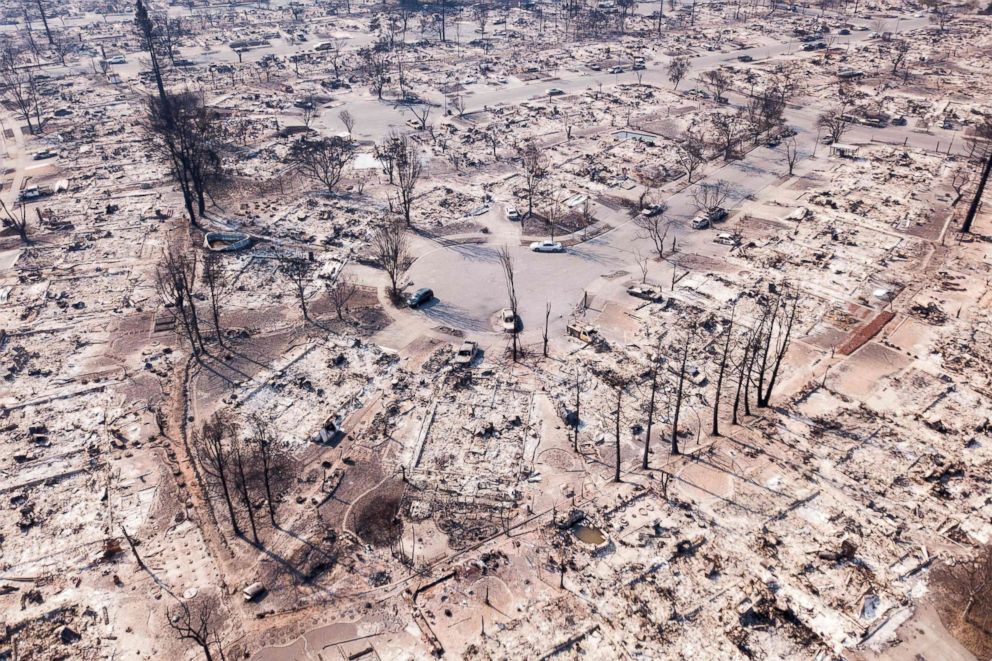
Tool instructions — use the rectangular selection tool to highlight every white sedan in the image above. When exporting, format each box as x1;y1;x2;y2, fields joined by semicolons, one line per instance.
499;308;517;332
530;240;564;253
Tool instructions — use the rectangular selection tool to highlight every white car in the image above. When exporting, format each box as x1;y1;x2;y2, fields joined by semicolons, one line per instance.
608;66;624;74
505;205;521;221
690;215;710;230
499;308;516;332
107;55;126;65
546;87;565;96
530;240;564;253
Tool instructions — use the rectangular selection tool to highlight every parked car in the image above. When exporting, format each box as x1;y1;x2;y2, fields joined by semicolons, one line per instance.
640;204;665;217
33;149;57;160
608;66;625;74
627;285;664;302
530;240;564;253
766;137;781;148
407;287;433;307
505;205;521;221
713;233;740;246
632;62;646;70
499;307;517;332
588;62;602;71
566;324;598;343
453;341;478;367
546;87;565;96
312;417;341;444
707;207;729;223
690;215;710;230
839;28;851;35
243;583;266;602
738;54;754;62
106;55;126;65
18;186;43;201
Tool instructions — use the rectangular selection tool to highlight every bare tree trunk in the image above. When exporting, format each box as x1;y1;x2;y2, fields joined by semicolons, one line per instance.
732;331;753;425
759;296;798;407
614;384;623;482
574;367;581;452
233;442;259;544
671;335;690;455
120;525;146;570
643;360;658;469
711;306;736;436
543;302;551;357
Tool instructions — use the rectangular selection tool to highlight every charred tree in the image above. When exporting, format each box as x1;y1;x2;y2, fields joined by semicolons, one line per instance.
711;305;736;436
670;333;691;455
194;413;241;537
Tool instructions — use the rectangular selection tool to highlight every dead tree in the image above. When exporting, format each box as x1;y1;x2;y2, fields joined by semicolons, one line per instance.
289;136;352;193
328;275;359;321
755;294;798;407
279;255;315;322
194;413;241;537
635;209;670;259
573;366;582;452
498;245;520;361
599;370;627;482
817;108;851;144
370;219;413;300
248;415;288;527
643;344;661;469
519;143;547;218
710;110;745;161
166;595;223;661
156;243;206;356
120;525;146;570
667;55;690;90
699;68;730;102
0;43;41;135
0;199;29;243
339;109;355;139
711;305;736;436
32;0;53;45
327;38;346;79
231;438;260;544
543;302;551;357
670;332;691;455
676;125;707;183
145;92;221;225
731;328;754;426
886;39;910;75
784;135;800;176
408;103;431;130
300;94;317;130
359;45;390;99
691;180;730;215
395;135;423;226
134;0;170;114
201;251;226;348
474;3;491;47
